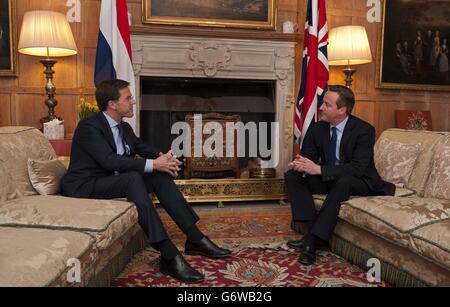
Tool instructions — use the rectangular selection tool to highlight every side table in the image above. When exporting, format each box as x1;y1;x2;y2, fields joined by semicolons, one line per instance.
49;139;72;156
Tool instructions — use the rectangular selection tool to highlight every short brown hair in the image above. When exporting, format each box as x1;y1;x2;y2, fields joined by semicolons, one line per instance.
327;85;355;115
95;79;130;111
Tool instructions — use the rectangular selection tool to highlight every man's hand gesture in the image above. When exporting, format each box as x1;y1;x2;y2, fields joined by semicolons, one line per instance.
288;155;321;176
154;150;182;178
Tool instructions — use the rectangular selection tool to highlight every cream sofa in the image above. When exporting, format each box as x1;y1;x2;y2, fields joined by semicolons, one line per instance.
313;129;450;286
0;127;146;287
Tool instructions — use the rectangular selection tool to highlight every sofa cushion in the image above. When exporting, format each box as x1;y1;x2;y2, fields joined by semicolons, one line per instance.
312;187;416;210
27;158;67;195
0;227;96;287
374;139;421;187
0;127;56;196
424;143;450;200
410;220;450;270
375;129;446;196
393;186;417;197
333;221;450;286
0;195;138;250
339;196;450;247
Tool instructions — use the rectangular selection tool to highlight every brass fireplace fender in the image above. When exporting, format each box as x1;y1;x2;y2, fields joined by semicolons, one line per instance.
153;178;287;204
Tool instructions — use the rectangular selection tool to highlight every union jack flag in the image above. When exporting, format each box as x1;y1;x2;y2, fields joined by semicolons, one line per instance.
294;0;329;146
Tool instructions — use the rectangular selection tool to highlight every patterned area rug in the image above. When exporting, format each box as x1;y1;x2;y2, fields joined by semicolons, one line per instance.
112;205;388;287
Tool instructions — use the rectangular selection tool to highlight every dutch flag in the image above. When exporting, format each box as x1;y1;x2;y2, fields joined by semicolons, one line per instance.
94;0;136;131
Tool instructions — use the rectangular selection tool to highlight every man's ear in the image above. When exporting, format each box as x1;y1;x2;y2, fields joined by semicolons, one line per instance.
339;106;347;116
107;100;116;110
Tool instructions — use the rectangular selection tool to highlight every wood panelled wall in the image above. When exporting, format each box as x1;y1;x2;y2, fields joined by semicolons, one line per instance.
327;0;450;133
0;0;449;138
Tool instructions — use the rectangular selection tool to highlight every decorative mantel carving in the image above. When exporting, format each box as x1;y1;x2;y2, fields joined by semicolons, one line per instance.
275;48;295;87
131;40;143;76
188;42;232;77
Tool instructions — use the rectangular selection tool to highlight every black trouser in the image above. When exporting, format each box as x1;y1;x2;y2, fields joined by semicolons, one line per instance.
89;171;199;244
284;170;370;241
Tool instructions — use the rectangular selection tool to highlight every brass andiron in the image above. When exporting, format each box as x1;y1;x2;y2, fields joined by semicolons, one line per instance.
249;157;276;179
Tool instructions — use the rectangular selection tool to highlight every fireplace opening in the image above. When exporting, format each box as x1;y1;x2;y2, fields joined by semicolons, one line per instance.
140;76;276;179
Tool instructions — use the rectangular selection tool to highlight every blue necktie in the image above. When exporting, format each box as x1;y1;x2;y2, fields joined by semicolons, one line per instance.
328;127;337;166
116;123;129;156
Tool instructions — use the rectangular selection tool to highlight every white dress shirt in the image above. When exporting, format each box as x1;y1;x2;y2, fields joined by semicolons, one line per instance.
103;112;154;172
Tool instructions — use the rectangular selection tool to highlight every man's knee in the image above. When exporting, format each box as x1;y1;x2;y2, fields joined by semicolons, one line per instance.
330;176;358;195
123;171;144;185
284;169;307;186
150;172;176;189
334;175;357;187
152;171;174;182
285;169;299;184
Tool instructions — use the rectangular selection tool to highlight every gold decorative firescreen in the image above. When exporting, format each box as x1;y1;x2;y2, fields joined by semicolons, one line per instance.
185;113;241;179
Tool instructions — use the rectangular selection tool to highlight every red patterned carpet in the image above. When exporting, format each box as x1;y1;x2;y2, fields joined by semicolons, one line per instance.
112;205;388;287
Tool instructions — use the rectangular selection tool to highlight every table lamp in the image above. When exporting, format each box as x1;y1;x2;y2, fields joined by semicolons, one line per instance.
328;25;372;88
18;10;78;124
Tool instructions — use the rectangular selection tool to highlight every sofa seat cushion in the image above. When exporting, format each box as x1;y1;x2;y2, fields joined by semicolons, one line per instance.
339;196;450;247
410;220;450;270
0;227;96;287
0;195;138;250
332;221;450;286
312;187;416;210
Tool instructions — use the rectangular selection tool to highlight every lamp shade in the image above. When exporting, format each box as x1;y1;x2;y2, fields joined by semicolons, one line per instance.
328;25;372;66
18;10;77;57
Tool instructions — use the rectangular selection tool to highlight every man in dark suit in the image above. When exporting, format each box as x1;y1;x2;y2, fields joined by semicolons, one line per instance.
62;79;231;283
285;85;395;265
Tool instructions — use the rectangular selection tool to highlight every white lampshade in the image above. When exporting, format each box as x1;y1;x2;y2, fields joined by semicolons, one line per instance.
328;25;372;66
18;10;77;57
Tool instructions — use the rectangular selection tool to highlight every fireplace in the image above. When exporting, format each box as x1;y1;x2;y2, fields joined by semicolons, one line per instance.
140;76;276;178
131;35;296;203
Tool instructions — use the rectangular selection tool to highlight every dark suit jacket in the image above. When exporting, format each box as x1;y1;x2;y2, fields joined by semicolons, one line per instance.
61;112;161;197
301;115;395;196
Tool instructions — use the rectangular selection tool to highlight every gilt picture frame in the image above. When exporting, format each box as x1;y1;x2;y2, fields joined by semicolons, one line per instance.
376;0;450;91
142;0;276;30
0;0;16;76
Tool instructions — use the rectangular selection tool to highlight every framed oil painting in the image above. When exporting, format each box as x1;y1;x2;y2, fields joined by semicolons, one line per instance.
376;0;450;91
0;0;16;76
142;0;276;30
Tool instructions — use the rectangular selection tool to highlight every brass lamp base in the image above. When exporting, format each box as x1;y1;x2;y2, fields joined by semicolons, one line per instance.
343;66;356;88
40;58;62;124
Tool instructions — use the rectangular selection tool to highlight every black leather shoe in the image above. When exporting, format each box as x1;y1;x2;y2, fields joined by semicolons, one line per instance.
299;246;316;265
287;239;305;250
185;236;232;258
287;239;328;251
160;254;204;283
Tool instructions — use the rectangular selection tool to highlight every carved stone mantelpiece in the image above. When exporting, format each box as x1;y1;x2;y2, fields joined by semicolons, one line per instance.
131;35;297;176
188;43;232;77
